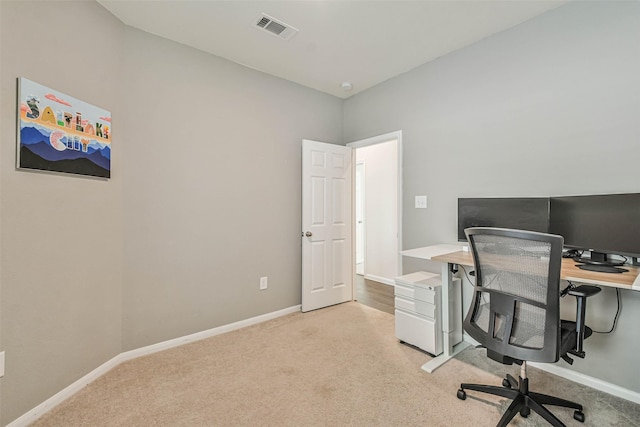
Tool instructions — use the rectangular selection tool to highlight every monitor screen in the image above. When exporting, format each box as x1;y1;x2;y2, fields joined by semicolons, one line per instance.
549;193;640;259
457;198;550;242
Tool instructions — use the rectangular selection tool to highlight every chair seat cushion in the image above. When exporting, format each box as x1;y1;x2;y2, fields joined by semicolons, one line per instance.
485;320;593;365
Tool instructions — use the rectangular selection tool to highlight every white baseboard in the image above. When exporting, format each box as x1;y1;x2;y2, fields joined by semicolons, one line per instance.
7;355;124;427
7;305;301;427
119;305;300;361
461;335;640;405
364;274;395;286
528;362;640;405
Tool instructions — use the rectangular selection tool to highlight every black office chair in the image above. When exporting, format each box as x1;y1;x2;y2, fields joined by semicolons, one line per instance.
457;227;601;427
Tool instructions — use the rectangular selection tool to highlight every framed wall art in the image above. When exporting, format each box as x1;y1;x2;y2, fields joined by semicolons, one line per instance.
17;77;111;178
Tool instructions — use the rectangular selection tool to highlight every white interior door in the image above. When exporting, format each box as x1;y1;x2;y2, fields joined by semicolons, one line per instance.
302;140;353;312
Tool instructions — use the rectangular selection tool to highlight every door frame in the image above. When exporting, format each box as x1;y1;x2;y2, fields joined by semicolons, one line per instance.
347;130;403;283
355;161;366;273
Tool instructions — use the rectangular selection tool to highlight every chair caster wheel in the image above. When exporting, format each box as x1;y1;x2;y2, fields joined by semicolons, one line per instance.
520;407;530;418
502;378;511;388
574;410;585;422
457;389;466;400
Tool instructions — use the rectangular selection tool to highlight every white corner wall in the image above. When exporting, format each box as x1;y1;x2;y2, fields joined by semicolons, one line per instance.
356;140;398;284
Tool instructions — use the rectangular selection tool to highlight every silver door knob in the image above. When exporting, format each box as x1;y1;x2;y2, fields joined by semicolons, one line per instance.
305;231;312;237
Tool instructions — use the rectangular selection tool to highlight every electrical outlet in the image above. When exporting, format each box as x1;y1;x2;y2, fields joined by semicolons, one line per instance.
0;351;5;377
415;195;427;209
260;276;268;290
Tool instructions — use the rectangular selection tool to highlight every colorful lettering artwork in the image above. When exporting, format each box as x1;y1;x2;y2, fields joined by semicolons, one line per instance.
17;78;111;178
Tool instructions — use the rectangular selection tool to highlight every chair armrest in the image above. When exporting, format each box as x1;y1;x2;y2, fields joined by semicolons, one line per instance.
568;285;601;299
567;285;601;359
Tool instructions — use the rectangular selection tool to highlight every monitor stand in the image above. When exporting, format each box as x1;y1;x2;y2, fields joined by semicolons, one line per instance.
576;264;628;274
573;250;629;273
572;250;626;267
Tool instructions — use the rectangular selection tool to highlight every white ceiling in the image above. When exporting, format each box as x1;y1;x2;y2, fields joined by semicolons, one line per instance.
98;0;569;99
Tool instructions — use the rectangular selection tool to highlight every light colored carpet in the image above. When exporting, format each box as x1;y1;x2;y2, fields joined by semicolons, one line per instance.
31;302;639;426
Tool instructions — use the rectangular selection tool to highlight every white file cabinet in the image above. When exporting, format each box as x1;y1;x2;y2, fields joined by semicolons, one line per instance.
394;271;462;356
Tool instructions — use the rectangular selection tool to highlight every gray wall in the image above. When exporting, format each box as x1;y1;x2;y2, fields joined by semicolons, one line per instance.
0;1;125;424
344;0;640;392
0;1;342;424
119;27;343;350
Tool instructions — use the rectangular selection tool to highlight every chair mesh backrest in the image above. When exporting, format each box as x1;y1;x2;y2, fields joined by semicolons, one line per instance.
465;228;563;363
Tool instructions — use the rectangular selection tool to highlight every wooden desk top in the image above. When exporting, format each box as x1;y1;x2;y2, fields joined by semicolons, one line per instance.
560;261;640;289
430;250;640;291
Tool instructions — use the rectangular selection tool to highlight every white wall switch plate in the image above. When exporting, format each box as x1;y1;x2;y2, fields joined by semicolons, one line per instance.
0;351;5;377
415;195;427;209
260;276;268;290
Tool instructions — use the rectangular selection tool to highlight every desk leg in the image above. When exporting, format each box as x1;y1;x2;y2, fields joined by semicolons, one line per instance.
421;262;469;373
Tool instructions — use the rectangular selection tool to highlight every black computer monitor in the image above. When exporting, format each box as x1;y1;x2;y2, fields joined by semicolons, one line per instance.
549;193;640;267
457;198;550;242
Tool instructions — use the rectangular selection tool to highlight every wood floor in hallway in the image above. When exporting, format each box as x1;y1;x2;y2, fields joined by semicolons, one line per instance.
354;274;394;315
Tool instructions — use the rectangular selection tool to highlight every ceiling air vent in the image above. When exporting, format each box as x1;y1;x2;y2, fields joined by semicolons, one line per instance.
255;13;299;40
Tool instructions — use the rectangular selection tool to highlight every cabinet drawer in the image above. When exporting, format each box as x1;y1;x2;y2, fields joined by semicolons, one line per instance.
395;309;442;356
394;283;438;304
394;297;436;319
